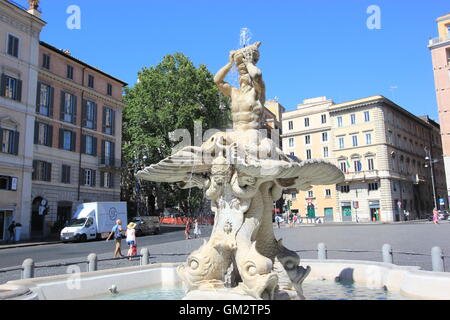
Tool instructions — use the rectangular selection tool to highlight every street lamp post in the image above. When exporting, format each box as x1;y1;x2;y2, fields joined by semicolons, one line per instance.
424;147;438;210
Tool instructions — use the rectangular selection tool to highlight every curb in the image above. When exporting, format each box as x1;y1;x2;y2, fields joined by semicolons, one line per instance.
0;241;63;251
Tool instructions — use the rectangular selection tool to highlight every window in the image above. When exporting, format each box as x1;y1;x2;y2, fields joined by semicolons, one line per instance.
367;158;375;171
322;132;328;142
323;147;329;158
340;162;347;173
368;182;379;191
61;92;77;124
61;165;71;184
366;133;372;145
288;138;294;148
304;117;310;127
36;83;53;116
42;54;50;70
101;140;115;165
100;171;113;188
88;75;94;89
306;149;312;160
364;111;370;122
0;176;17;191
34;122;53;147
339;137;345;149
354;160;362;172
325;189;332;197
7;35;19;58
59;129;75;151
67;65;74;80
0;128;19;155
288;121;293;130
103;107;115;135
305;135;311;145
1;74;22;101
337;117;343;127
290;152;295;156
350;114;356;125
82;169;96;187
291;192;297;200
340;185;350;193
307;191;314;198
82;135;97;156
83;100;97;129
107;83;113;96
352;135;358;147
32;160;51;182
321;114;327;124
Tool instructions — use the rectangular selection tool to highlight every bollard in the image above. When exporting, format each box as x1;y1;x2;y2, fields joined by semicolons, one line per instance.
140;248;149;265
431;246;445;272
318;243;327;260
382;244;393;264
87;253;97;272
22;258;34;279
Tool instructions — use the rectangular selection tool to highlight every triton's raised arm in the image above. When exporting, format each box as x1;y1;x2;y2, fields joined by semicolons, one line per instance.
214;51;236;98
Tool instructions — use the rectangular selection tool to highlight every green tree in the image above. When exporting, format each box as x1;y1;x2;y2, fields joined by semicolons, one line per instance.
122;53;230;216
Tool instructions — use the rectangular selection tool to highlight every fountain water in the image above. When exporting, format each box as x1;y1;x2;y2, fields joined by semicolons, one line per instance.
136;41;345;300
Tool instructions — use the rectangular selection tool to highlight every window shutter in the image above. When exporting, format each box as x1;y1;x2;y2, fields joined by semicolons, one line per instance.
49;86;54;118
111;142;115;163
13;37;19;57
46;162;52;182
71;132;76;152
36;82;41;113
100;171;104;188
48;125;53;147
13;132;19;155
0;74;6;97
93;137;97;156
8;36;13;55
111;109;116;135
81;134;86;154
73;95;77;124
34;121;39;144
16;80;22;102
93;103;98;130
59;128;64;149
60;91;65;121
81;100;87;127
101;140;105;164
102;107;106;133
92;170;96;187
79;169;85;185
110;173;114;188
0;129;3;150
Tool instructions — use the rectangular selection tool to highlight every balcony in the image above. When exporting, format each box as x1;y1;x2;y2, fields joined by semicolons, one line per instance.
99;157;122;170
428;34;450;47
344;170;379;182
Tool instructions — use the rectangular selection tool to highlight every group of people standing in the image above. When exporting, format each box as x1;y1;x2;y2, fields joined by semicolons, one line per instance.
184;218;201;240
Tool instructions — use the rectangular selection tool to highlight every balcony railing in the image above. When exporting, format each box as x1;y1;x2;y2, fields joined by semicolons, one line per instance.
344;170;379;181
99;157;122;169
429;34;450;46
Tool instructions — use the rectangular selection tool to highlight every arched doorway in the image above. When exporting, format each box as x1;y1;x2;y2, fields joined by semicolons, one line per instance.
31;197;45;239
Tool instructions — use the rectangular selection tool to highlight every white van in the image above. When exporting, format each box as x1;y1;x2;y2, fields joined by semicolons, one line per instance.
60;202;127;242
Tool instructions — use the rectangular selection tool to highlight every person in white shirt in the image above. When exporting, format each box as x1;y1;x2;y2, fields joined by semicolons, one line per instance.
126;222;137;260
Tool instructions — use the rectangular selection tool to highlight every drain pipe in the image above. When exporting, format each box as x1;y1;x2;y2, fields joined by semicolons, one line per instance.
77;67;86;201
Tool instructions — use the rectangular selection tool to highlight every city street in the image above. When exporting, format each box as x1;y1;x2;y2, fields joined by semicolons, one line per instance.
1;221;449;285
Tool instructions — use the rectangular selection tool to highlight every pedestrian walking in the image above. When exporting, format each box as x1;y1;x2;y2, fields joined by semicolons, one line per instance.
432;208;439;225
293;214;298;226
193;219;201;238
185;218;192;240
289;212;294;227
275;215;281;228
7;221;16;243
126;222;137;260
106;219;125;258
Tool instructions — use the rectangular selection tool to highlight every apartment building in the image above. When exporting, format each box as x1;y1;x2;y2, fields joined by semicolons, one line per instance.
429;13;450;201
0;0;45;241
30;42;127;239
282;96;447;223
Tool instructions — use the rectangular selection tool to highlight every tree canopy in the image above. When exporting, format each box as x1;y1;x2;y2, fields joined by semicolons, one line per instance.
122;53;230;216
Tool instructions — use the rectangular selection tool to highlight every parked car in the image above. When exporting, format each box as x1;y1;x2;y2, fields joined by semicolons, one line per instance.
438;210;449;221
131;216;160;236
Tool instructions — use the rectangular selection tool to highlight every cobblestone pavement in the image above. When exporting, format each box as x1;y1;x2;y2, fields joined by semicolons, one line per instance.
1;221;449;284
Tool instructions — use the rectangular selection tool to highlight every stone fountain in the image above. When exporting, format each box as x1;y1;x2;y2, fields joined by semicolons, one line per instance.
136;42;344;300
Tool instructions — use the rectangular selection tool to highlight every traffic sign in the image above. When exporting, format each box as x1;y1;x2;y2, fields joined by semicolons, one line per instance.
439;198;445;206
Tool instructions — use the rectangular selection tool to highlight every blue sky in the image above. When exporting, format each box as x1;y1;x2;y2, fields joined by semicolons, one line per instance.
19;0;449;120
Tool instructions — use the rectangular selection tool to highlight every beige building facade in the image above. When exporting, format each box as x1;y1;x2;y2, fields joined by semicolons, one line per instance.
281;96;446;223
0;1;45;241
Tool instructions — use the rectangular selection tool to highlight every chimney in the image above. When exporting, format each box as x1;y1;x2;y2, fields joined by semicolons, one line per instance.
27;0;41;19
